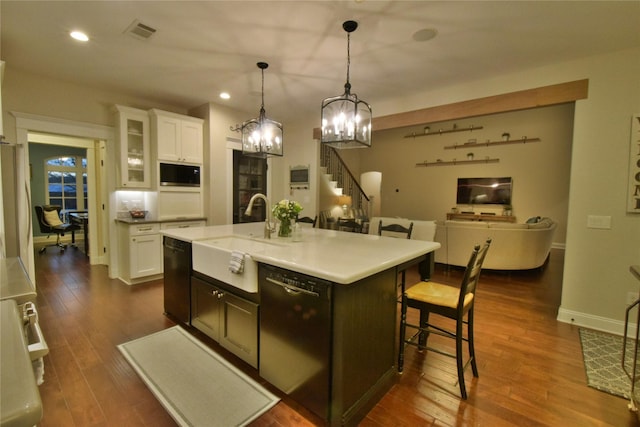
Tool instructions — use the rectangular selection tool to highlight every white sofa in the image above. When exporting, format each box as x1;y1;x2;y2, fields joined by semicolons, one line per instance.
435;218;556;270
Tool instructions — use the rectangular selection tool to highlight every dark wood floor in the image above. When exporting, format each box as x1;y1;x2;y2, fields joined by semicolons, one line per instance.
32;247;639;427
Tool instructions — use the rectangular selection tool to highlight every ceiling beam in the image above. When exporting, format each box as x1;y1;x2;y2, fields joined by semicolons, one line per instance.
313;79;588;139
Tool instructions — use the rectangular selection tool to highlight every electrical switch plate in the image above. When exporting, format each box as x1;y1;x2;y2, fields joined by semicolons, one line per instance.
587;215;612;229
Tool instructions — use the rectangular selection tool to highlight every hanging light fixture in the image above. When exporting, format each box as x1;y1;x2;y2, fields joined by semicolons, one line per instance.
241;62;283;158
321;20;372;149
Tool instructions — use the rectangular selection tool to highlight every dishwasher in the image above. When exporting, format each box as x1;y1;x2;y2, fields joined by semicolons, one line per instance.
163;236;192;324
259;263;332;421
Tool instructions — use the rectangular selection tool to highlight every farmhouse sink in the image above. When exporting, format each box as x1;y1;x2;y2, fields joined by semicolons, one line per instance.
191;236;284;293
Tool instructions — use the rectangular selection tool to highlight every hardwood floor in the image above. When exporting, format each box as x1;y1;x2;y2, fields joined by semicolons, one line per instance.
32;248;639;426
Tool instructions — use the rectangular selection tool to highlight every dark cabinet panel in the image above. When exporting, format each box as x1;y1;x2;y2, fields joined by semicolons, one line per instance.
233;150;267;224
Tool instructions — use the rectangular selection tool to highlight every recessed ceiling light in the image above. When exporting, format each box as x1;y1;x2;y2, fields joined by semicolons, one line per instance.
412;28;437;42
70;31;89;42
220;92;231;100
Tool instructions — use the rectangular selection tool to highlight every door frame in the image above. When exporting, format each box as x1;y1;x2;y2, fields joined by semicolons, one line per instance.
12;112;113;280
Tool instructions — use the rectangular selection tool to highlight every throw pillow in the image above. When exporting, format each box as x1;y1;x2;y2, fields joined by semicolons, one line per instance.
43;209;63;227
526;216;541;224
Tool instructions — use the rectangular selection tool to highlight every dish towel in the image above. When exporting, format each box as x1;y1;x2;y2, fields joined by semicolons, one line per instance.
229;251;245;274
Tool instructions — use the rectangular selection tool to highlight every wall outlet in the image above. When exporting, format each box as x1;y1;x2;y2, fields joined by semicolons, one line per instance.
587;215;611;229
627;291;639;305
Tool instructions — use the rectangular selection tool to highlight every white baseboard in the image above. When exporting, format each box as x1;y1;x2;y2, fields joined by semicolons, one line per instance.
34;234;84;245
557;307;634;336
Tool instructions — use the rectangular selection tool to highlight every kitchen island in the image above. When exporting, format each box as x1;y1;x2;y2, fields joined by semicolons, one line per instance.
161;222;440;426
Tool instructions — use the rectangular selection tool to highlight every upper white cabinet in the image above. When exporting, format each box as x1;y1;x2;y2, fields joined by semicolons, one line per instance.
150;109;203;164
114;105;151;188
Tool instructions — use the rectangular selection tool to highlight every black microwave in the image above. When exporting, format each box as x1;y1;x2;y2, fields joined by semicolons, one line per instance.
159;163;200;187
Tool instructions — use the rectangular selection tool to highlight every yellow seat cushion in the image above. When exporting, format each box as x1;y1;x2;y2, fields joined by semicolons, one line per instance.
405;281;473;310
43;209;63;227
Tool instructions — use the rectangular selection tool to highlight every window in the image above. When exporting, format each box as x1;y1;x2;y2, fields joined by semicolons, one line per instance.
45;155;87;211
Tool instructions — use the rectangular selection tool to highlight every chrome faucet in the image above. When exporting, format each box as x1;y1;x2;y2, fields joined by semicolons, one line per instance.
245;193;274;239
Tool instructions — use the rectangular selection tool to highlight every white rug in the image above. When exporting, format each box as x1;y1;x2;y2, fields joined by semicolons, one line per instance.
118;326;279;426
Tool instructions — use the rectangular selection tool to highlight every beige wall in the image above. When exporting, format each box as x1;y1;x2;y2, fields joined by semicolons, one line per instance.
349;47;639;333
352;104;574;244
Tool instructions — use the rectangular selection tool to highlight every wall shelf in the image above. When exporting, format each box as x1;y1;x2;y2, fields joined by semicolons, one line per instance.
404;124;483;139
416;158;499;167
444;137;540;150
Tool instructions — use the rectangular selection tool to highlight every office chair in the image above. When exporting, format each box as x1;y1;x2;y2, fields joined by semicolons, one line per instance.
378;220;413;239
398;238;491;399
35;205;79;253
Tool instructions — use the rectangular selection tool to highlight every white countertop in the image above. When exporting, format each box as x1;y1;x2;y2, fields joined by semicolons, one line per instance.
0;258;36;304
162;223;440;284
1;298;43;427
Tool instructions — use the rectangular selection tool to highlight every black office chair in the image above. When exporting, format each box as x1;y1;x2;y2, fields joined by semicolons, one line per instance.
378;220;413;239
35;205;79;253
398;238;491;399
297;216;317;227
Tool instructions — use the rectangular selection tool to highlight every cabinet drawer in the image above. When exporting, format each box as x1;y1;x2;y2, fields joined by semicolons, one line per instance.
161;220;205;230
129;223;160;236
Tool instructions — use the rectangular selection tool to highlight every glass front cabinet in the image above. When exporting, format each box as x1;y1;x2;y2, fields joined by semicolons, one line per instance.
115;105;151;188
233;150;267;223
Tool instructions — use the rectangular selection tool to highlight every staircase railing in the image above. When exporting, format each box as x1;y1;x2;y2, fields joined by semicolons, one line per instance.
320;144;370;219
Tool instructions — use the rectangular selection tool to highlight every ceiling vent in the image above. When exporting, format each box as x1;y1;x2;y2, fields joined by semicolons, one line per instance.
125;20;157;40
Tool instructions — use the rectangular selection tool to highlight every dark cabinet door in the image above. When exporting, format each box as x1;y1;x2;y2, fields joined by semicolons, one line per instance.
233;150;267;224
190;276;222;341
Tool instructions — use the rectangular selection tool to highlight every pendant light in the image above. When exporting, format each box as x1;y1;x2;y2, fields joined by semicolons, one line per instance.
321;20;372;149
241;62;283;158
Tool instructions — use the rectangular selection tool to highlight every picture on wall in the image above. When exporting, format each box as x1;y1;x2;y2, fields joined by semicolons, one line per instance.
628;114;640;213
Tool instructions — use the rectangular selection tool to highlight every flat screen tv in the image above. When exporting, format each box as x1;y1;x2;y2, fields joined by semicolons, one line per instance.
456;177;512;205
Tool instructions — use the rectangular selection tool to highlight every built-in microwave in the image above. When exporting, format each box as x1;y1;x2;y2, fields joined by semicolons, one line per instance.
159;162;200;187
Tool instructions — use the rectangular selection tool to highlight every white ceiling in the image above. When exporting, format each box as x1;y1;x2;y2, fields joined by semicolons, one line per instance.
1;1;639;122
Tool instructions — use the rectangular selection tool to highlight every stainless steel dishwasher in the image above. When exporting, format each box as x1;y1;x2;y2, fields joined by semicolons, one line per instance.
259;263;332;421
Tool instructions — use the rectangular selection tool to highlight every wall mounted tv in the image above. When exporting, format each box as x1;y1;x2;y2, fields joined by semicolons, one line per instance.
456;177;512;205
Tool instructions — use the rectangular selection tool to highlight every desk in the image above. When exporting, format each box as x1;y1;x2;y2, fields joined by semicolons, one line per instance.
69;212;89;254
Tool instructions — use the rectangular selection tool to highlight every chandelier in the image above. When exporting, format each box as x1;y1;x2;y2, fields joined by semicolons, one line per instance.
241;62;283;158
321;20;372;149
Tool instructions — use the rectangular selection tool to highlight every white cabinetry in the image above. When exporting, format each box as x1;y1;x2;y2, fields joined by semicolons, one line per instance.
114;105;151;188
160;220;206;231
150;109;203;164
117;220;205;285
117;222;162;284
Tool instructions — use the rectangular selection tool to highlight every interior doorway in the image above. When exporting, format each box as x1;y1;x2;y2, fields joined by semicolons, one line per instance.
28;133;93;257
12;112;113;282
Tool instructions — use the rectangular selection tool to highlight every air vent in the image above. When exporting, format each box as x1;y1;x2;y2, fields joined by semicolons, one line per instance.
125;20;157;40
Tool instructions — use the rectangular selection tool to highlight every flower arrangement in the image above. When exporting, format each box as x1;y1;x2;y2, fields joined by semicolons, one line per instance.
272;199;303;221
272;199;303;237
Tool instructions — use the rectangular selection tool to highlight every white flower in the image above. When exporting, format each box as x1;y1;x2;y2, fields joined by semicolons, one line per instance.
272;199;303;221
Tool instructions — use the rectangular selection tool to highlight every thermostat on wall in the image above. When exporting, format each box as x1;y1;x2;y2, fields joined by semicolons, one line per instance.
290;165;310;190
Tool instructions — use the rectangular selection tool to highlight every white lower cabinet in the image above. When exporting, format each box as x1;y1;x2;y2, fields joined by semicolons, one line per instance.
118;222;162;284
191;276;259;368
160;220;206;231
130;233;162;278
117;220;205;284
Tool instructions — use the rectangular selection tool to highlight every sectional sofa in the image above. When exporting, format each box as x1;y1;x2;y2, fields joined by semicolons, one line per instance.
434;217;557;270
369;215;556;271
